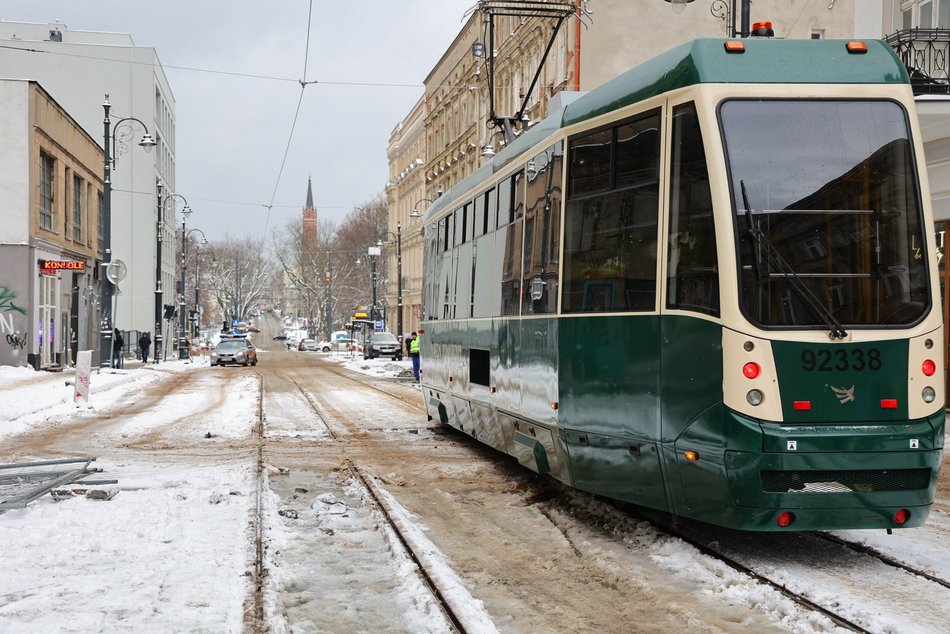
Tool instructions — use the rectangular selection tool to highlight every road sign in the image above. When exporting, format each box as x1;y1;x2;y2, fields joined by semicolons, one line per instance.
374;320;383;331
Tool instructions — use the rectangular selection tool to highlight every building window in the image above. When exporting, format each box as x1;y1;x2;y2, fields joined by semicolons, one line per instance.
73;175;83;242
900;0;950;28
40;151;54;231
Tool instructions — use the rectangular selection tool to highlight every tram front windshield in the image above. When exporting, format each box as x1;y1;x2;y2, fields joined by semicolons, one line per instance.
720;99;928;330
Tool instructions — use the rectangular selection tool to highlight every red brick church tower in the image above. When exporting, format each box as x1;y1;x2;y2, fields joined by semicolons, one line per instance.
302;177;317;246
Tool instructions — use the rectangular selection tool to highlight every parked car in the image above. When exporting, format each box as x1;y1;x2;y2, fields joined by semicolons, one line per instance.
248;325;261;333
211;338;258;366
364;332;402;360
299;338;319;352
273;333;287;341
317;337;362;353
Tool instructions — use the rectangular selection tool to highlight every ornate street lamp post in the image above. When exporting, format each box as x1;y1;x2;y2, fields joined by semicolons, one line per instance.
100;94;155;370
155;184;190;364
377;224;403;342
177;206;193;359
186;229;208;339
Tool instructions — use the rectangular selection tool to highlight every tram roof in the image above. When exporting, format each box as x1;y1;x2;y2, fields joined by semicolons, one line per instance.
425;38;909;222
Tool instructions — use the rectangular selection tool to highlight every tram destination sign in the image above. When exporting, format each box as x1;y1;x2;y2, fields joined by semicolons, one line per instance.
38;259;86;275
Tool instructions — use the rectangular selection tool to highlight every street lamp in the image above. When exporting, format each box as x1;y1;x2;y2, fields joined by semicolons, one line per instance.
100;94;156;370
155;183;190;364
367;244;381;328
177;206;193;359
187;229;208;339
410;198;435;218
377;223;403;342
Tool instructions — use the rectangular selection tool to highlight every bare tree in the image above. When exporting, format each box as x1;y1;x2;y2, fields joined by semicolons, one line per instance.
203;236;274;329
329;200;389;331
272;217;335;336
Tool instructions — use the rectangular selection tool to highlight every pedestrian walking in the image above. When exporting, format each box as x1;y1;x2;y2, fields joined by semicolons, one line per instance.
112;328;124;369
408;331;421;383
138;331;151;364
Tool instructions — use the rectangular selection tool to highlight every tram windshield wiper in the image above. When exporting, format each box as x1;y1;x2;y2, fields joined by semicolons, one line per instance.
741;181;848;340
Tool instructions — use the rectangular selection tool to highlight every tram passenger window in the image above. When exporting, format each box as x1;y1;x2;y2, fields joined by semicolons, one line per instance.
442;217;451;253
474;195;485;239
497;176;512;226
522;142;564;315
570;128;611;196
616;112;660;190
562;113;660;313
454;208;464;246
486;188;497;234
513;170;525;221
500;220;523;316
667;102;718;316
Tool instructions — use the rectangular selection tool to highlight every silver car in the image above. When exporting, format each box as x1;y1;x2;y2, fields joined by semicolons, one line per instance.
211;338;258;366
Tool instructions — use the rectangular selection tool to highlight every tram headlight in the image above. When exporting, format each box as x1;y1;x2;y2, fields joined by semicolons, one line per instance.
922;386;936;403
746;389;764;406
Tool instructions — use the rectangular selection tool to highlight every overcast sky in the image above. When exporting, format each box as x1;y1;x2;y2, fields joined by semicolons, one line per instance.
1;0;476;242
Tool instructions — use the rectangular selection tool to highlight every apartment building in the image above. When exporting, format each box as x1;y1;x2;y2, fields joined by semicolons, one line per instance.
0;20;178;341
0;79;103;368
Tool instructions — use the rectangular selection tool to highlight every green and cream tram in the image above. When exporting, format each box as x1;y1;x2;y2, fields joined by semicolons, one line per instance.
418;37;944;531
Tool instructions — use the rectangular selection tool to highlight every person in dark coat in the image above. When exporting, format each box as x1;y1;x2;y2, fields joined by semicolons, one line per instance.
112;328;124;369
139;331;151;364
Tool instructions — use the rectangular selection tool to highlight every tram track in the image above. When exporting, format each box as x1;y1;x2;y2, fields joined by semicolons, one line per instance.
641;517;873;633
248;371;265;633
813;531;950;590
257;361;481;631
312;357;426;413
347;462;471;634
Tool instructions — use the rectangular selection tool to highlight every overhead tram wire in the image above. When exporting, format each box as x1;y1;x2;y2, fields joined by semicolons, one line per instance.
262;0;316;244
0;44;422;88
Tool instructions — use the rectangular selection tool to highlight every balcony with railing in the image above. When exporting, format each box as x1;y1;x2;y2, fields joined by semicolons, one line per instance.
885;28;950;95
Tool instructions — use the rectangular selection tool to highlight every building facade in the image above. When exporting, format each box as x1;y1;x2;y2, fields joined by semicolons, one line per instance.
0;80;104;368
0;20;177;344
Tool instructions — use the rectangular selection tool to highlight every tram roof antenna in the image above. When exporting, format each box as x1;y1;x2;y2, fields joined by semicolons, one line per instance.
473;1;592;145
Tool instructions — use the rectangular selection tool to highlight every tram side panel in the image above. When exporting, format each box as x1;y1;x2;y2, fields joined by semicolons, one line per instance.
558;314;668;511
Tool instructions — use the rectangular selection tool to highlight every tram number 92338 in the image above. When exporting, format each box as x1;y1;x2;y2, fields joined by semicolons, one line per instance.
800;348;883;372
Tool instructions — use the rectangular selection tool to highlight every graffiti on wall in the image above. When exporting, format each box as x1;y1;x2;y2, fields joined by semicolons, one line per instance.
0;286;28;356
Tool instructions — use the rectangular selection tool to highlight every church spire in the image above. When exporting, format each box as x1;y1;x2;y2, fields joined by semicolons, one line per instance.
302;177;317;246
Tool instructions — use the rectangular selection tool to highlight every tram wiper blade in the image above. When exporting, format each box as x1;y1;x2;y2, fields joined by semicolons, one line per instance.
741;181;763;280
740;181;847;340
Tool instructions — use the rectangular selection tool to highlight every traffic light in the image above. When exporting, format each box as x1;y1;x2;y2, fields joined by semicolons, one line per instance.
163;304;176;320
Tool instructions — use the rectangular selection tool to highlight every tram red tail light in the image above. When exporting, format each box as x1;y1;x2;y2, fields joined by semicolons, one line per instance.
776;511;796;527
846;41;868;54
893;509;910;525
742;362;760;379
921;359;936;376
881;399;899;409
793;401;811;411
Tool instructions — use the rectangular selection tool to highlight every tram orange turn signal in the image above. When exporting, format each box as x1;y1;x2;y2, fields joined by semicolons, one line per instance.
922;359;936;376
776;511;796;527
684;450;699;462
846;41;868;54
742;362;760;379
724;40;745;54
